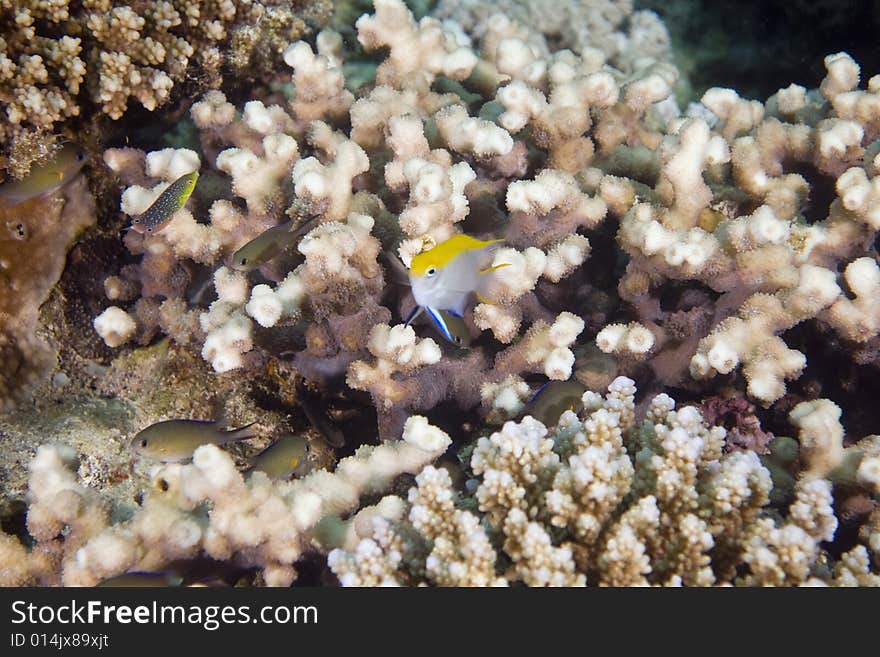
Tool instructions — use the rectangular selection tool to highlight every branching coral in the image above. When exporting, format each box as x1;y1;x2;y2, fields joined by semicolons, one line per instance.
2;0;871;591
433;0;671;74
347;323;442;409
328;377;879;586
356;0;478;92
0;0;332;178
86;1;880;453
0;416;451;586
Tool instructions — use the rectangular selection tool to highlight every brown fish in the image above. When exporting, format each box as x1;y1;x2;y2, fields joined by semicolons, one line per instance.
132;419;257;462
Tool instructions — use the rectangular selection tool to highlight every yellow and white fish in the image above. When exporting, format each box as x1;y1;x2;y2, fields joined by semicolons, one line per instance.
406;234;507;326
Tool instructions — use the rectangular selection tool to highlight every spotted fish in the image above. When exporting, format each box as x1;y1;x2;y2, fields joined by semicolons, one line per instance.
129;171;199;234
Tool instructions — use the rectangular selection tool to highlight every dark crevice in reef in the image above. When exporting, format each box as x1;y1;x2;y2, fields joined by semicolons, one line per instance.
639;0;880;100
773;322;880;441
787;162;838;226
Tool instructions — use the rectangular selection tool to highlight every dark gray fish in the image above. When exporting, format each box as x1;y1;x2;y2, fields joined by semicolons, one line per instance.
130;171;199;234
231;217;317;271
522;380;588;427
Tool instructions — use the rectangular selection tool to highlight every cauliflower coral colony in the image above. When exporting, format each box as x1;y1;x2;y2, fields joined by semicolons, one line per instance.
1;0;880;587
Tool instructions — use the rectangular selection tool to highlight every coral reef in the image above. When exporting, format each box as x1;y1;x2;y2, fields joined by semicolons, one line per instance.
0;415;450;586
0;175;95;411
328;377;879;586
433;0;671;74
0;0;332;178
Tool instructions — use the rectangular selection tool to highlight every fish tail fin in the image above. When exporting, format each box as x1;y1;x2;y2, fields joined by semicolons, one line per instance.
383;250;412;286
222;421;259;443
478;239;508;277
479;239;504;261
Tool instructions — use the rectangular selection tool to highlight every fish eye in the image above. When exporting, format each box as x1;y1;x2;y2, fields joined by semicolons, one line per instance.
146;227;153;233
239;257;248;266
140;439;148;448
426;267;437;277
133;217;140;224
76;152;85;161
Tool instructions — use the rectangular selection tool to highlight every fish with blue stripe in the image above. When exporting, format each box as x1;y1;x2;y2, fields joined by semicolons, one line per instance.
426;307;472;348
405;234;508;341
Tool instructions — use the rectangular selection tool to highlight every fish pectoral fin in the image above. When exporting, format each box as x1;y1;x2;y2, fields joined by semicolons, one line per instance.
426;307;456;343
475;292;496;305
479;262;511;275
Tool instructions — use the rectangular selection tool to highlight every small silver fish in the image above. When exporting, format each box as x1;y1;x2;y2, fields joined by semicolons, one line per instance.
248;434;311;480
129;171;199;235
132;419;258;462
231;218;316;271
522;380;588;427
0;143;86;205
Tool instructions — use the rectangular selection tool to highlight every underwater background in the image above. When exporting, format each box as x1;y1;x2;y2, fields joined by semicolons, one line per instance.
1;0;879;586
